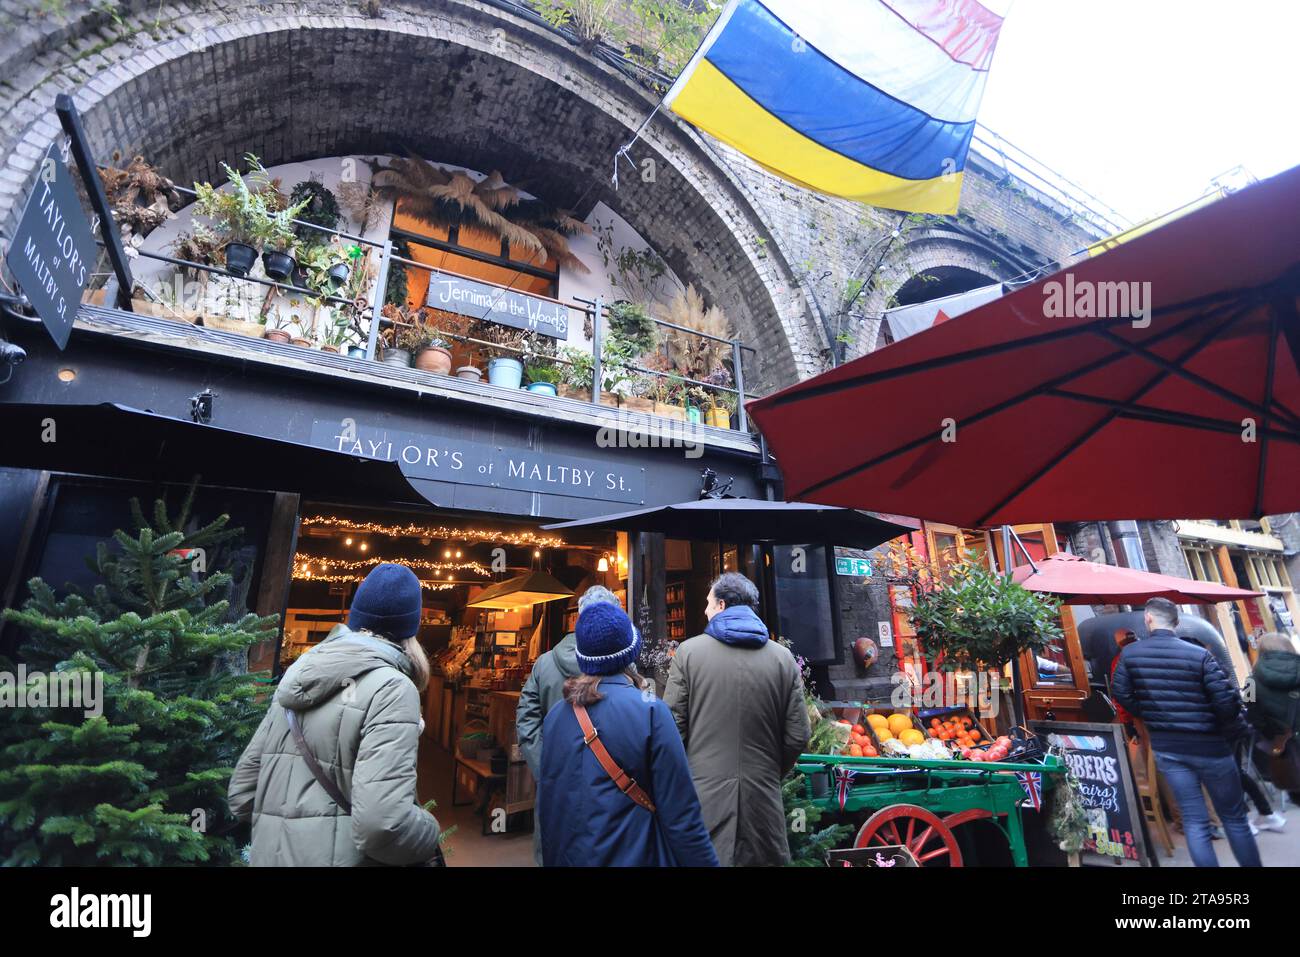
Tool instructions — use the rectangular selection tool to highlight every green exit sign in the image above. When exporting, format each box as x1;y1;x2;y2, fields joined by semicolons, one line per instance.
835;557;872;577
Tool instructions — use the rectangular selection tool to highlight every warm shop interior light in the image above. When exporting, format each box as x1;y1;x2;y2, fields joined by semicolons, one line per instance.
344;537;353;546
359;542;368;552
597;556;609;572
57;368;77;382
466;571;574;610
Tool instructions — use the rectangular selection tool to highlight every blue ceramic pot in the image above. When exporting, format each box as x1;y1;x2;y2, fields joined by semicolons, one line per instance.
487;357;524;389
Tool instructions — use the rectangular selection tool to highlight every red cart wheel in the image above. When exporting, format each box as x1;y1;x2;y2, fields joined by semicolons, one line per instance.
853;804;963;866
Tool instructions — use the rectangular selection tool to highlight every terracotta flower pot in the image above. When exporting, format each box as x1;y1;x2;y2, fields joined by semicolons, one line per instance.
264;329;292;343
321;344;340;354
455;365;483;382
414;346;453;374
290;336;313;347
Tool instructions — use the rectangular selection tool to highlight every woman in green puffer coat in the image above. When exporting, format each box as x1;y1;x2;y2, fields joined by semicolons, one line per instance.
1246;633;1300;802
229;564;442;866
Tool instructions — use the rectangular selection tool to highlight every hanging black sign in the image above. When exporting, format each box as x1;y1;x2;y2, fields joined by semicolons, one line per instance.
425;272;569;339
4;144;97;350
1029;720;1150;867
310;419;645;504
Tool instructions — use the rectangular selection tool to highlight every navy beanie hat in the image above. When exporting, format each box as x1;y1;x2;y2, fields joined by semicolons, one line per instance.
575;601;640;675
349;563;423;640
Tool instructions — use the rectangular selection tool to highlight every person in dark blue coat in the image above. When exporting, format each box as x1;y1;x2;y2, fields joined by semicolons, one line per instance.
1111;597;1260;867
536;601;719;867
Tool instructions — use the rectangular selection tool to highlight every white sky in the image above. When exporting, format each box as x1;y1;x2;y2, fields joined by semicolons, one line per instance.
976;0;1300;224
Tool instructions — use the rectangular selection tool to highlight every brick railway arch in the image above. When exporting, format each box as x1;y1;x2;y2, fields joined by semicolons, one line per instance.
851;225;1024;355
0;0;823;391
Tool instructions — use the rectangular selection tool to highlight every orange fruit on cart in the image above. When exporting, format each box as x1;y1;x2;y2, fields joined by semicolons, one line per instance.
875;727;894;742
968;727;982;741
866;714;888;729
899;729;925;746
887;714;913;736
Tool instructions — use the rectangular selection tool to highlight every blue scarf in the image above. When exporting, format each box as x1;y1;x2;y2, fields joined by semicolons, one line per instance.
704;605;769;648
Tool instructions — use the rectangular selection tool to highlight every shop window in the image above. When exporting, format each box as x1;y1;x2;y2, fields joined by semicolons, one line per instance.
390;201;559;309
3;477;274;664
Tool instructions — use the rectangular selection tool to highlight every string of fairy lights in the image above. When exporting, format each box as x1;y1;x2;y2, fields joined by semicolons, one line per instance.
293;569;457;592
293;514;570;592
299;515;566;549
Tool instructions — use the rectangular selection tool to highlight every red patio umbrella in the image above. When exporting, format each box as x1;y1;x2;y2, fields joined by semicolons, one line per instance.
1009;552;1262;605
747;164;1300;526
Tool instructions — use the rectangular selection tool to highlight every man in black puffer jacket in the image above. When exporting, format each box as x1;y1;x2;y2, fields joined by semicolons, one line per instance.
1112;598;1261;867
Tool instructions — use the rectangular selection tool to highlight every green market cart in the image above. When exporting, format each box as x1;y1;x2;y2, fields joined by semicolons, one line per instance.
795;752;1064;867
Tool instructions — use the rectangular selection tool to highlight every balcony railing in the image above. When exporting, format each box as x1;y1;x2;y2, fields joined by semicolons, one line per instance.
93;178;758;434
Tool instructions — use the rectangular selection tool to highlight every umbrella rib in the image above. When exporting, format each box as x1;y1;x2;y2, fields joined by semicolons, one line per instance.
1093;325;1300;429
796;302;1242;502
1254;301;1280;517
974;309;1248;526
1046;390;1300;442
762;285;1250;408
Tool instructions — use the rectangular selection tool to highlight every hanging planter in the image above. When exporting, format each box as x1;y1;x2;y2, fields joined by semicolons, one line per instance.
327;262;351;289
261;249;297;282
224;242;258;277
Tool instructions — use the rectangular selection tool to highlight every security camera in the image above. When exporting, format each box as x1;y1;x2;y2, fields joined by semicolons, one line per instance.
0;341;26;365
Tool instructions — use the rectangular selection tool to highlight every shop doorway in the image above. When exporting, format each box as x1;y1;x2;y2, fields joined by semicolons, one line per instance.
283;501;624;865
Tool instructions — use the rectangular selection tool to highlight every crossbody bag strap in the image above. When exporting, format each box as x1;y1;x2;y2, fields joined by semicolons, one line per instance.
573;703;656;814
1275;691;1300;755
286;709;353;814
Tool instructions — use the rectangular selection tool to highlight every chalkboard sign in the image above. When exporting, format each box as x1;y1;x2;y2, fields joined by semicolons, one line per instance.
4;144;96;350
426;272;569;339
1029;720;1150;867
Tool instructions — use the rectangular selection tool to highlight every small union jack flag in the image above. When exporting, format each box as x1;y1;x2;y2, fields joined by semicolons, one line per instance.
1016;771;1042;810
834;766;864;811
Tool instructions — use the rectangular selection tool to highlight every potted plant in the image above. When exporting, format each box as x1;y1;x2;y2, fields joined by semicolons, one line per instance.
894;544;1063;729
320;308;356;354
262;307;292;343
299;238;353;295
192;154;305;279
557;345;594;401
410;322;454;374
524;361;562;396
258;204;303;282
699;365;737;428
476;322;528;388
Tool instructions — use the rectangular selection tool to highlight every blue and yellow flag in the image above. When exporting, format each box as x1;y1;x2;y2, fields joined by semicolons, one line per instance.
665;0;1009;214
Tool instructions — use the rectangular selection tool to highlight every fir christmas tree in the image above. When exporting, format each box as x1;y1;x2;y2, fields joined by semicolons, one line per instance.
0;486;278;865
782;774;853;866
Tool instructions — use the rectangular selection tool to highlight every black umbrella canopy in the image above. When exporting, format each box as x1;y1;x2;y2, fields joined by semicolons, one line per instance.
543;498;918;549
0;402;434;505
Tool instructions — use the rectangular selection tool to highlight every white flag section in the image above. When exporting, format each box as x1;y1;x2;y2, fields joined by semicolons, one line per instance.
883;282;1006;342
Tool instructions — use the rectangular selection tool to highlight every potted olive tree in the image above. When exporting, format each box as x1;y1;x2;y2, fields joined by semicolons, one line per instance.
901;549;1063;729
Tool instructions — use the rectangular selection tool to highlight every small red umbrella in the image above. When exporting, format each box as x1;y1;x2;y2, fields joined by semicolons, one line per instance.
747;164;1300;526
1010;552;1262;605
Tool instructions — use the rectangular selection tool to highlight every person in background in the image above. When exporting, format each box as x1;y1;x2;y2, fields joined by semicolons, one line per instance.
1246;632;1300;811
516;584;622;865
664;571;810;866
536;601;717;866
1111;597;1261;867
1109;630;1138;729
229;563;442;866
